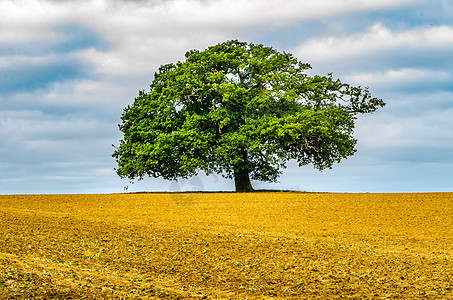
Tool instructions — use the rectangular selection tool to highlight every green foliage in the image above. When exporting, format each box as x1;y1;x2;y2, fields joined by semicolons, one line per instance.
112;40;385;188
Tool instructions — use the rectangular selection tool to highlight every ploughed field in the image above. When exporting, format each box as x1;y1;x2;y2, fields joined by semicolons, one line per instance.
0;192;452;299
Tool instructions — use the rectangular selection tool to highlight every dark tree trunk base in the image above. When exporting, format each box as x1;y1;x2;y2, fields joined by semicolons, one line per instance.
234;169;254;192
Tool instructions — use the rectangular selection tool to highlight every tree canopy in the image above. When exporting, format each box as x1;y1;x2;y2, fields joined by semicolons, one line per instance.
112;40;385;192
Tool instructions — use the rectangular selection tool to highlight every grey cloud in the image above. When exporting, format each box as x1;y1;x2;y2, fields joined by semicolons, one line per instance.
1;57;91;96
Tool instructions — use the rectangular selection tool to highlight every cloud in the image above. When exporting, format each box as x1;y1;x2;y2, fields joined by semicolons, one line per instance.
1;0;452;194
0;0;72;44
1;0;423;80
125;0;421;29
344;68;453;93
1;0;419;37
0;107;119;194
78;0;423;77
0;22;108;96
1;55;90;95
35;79;137;112
0;24;108;57
0;110;114;149
293;23;453;62
357;107;453;150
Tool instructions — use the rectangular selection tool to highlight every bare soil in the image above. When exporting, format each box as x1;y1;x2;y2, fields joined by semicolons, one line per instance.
0;192;452;299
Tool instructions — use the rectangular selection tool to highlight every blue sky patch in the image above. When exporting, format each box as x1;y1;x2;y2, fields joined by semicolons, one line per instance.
0;24;109;56
1;58;89;95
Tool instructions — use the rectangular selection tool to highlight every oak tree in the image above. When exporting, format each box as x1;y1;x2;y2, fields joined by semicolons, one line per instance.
113;40;385;192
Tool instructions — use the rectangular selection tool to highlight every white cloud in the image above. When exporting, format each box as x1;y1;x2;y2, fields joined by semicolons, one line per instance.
0;111;87;137
345;68;452;88
354;89;453;157
122;0;421;29
1;0;420;34
1;0;423;77
42;79;135;108
293;23;453;62
76;0;425;77
0;0;68;44
357;108;453;151
0;53;72;69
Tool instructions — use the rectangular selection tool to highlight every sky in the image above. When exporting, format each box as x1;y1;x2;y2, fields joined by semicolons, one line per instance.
1;0;452;194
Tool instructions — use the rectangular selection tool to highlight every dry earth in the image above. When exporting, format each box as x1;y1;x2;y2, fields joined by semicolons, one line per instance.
0;192;452;299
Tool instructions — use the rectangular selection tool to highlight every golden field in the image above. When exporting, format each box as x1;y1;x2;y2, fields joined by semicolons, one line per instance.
0;192;452;299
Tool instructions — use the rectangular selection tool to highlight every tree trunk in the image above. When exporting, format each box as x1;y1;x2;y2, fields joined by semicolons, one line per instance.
234;168;254;192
